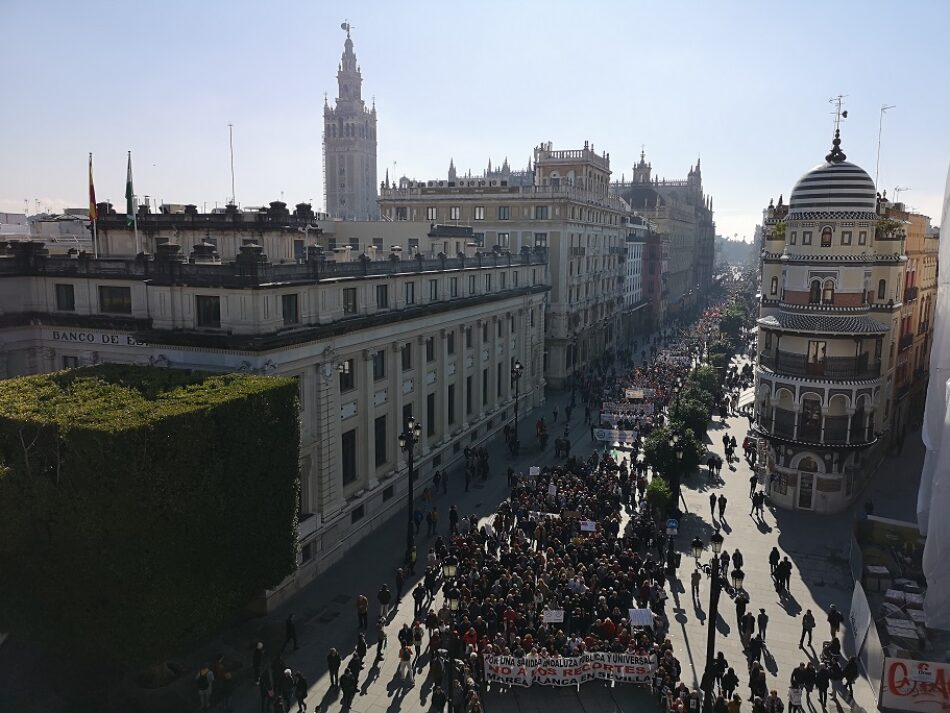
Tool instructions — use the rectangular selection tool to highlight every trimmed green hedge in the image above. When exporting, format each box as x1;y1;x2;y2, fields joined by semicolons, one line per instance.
0;365;300;667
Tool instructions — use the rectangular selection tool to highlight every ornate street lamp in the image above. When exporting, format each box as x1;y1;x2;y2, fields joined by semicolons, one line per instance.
700;529;727;713
399;416;423;565
510;360;524;455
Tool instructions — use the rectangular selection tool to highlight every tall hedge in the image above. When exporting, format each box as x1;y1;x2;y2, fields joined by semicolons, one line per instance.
0;365;300;667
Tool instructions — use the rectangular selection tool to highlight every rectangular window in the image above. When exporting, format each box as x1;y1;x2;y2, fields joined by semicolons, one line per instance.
429;279;438;301
497;232;510;249
513;271;519;286
482;368;489;406
426;337;435;362
802;231;812;245
859;230;867;245
339;358;355;391
426;206;437;221
534;206;549;220
449;206;461;221
341;429;357;485
534;233;548;248
395;207;408;221
282;293;299;324
373;238;384;251
401;343;412;371
374;415;387;467
408;238;419;253
342;288;357;315
466;376;473;415
841;230;853;245
500;272;506;289
790;231;797;245
426;393;435;436
474;206;485;220
468;275;476;295
498;206;510;220
447;332;455;355
195;295;221;327
351;505;364;523
99;285;132;314
473;232;485;247
450;277;459;297
404;281;415;305
376;284;389;308
497;363;503;397
349;238;360;252
372;350;386;380
482;322;489;341
485;274;492;292
402;403;413;430
62;355;79;369
447;384;456;425
55;284;75;311
465;327;473;348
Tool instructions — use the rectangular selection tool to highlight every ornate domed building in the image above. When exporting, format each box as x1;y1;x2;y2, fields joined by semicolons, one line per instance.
753;130;906;513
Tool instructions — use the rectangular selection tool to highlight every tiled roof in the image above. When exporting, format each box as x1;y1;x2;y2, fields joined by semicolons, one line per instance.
757;312;889;334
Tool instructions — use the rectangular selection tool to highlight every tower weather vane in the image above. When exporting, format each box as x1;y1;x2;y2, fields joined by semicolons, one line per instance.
829;94;849;133
341;20;353;36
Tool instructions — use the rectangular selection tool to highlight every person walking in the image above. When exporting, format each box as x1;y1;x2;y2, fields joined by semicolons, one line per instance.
799;610;816;648
735;591;749;625
449;506;459;535
691;568;702;601
378;584;393;619
355;632;367;664
815;663;830;708
327;648;341;687
722;667;740;701
710;492;718;517
340;668;357;706
398;644;414;682
827;605;844;638
376;616;387;658
282;614;299;653
254;642;265;684
413;620;424;660
733;548;744;570
757;609;769;642
718;494;727;519
413;582;426;617
356;594;369;630
768;547;780;575
293;671;308;713
259;668;275;713
843;657;858;700
749;474;758;498
395;567;406;602
195;664;214;711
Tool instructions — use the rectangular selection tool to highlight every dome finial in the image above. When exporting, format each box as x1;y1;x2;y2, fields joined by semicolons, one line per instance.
826;128;847;163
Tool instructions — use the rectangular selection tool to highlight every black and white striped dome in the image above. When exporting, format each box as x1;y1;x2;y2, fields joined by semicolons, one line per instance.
788;160;877;215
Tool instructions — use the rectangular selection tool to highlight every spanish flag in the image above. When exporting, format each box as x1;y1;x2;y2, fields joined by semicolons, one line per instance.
88;153;97;222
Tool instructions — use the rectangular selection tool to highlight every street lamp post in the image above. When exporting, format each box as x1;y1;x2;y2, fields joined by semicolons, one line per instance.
398;416;423;565
510;360;523;455
668;432;685;516
693;530;726;713
443;575;462;713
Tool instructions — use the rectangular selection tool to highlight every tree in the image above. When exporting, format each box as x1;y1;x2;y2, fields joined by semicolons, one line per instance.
0;365;300;669
646;477;672;513
688;365;720;395
670;397;712;439
644;425;707;491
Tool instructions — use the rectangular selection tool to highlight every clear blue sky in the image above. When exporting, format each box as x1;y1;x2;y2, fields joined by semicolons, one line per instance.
2;0;948;240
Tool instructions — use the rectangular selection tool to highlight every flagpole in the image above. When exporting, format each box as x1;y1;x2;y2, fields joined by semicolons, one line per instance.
89;152;99;258
92;218;98;259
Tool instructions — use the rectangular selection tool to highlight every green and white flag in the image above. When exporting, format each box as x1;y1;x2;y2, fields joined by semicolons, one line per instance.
125;151;135;227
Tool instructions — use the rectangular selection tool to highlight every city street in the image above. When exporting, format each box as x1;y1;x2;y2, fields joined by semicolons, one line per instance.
109;347;917;713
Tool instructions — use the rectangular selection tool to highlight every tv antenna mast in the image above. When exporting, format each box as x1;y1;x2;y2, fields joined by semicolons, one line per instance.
228;123;236;206
875;104;896;188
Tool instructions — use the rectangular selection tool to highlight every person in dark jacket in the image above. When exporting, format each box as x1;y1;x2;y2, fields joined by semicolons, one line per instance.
721;667;740;700
327;648;341;687
282;614;298;653
815;663;830;707
293;671;308;713
340;668;357;706
843;657;859;699
254;642;265;684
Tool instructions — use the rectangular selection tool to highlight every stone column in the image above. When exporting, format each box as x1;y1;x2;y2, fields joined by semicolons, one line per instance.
362;349;377;489
439;328;450;442
314;357;344;525
390;341;404;471
415;334;428;455
475;319;485;420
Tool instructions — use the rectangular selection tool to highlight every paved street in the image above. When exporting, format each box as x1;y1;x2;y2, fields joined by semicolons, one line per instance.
107;346;921;713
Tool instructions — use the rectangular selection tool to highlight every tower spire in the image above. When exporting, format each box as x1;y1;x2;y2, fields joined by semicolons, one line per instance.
826;95;848;163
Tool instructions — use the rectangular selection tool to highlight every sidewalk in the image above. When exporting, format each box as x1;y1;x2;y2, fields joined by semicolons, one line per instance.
117;341;662;713
670;355;882;713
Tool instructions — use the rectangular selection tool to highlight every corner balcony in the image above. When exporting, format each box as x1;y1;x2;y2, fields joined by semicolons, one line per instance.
759;350;881;381
758;408;874;446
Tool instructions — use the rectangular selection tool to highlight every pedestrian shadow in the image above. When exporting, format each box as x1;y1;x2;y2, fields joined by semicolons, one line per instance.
715;615;731;636
318;686;341;713
360;660;381;695
762;647;779;675
778;593;802;617
720;520;733;535
693;601;706;623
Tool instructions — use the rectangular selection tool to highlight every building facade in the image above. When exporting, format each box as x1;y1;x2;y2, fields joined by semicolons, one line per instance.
0;230;549;606
753;132;905;513
323;27;378;220
612;151;716;318
622;215;650;341
879;202;938;439
379;142;629;387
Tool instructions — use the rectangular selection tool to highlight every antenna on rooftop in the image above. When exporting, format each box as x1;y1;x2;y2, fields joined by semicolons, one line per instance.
894;186;911;203
875;104;896;188
829;95;848;134
228;123;236;206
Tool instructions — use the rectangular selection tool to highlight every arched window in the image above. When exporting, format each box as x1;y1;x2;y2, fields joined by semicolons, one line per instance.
877;279;886;300
821;226;833;247
809;281;821;304
822;280;835;304
770;276;778;296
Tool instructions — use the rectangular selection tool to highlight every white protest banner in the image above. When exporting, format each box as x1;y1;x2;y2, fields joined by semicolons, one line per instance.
625;388;644;400
628;608;655;627
529;466;540;476
881;657;950;712
484;652;654;687
580;520;597;532
593;428;638;443
548;483;557;497
542;609;564;623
